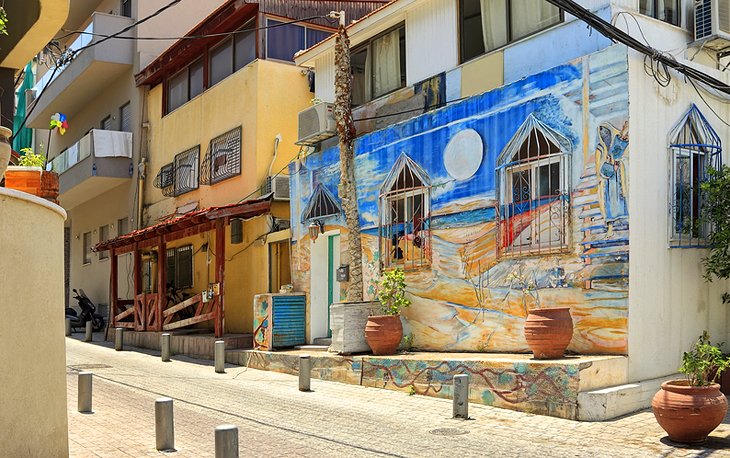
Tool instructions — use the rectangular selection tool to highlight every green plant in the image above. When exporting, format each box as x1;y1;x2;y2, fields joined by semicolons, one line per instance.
399;333;414;351
701;166;730;303
376;268;410;316
407;385;416;396
0;7;8;36
680;331;730;386
17;148;45;167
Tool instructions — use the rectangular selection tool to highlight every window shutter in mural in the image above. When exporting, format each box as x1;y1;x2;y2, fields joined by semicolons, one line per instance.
201;126;242;185
378;153;431;270
668;104;722;247
497;114;571;257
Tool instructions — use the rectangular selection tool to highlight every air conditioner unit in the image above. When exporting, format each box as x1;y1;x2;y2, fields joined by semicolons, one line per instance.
296;102;336;146
694;0;730;51
262;175;290;201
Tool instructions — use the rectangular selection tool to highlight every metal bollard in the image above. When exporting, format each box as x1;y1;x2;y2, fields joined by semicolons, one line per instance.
215;340;225;373
452;374;469;420
65;318;72;336
84;320;93;342
115;327;124;351
155;397;175;451
299;355;311;392
78;372;93;413
161;333;171;362
215;424;239;458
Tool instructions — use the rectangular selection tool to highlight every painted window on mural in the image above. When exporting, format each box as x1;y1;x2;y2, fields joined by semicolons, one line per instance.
379;154;431;270
302;183;340;222
669;104;722;247
639;0;680;26
352;24;406;106
459;0;562;62
498;114;570;256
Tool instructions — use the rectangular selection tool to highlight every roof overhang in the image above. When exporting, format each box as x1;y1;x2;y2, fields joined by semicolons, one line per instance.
0;0;70;69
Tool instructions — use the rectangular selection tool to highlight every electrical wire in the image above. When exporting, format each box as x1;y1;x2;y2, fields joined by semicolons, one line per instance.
10;64;61;141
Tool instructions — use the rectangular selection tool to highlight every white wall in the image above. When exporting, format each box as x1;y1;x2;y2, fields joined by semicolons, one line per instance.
627;18;730;381
404;0;458;85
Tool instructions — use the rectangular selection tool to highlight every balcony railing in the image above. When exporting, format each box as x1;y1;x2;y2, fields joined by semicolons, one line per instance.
50;129;132;175
33;22;94;96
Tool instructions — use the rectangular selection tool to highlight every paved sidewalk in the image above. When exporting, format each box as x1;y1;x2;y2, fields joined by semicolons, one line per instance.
66;336;730;457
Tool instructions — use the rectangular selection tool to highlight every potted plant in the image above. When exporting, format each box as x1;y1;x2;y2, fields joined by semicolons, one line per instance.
652;332;730;443
511;265;573;359
364;268;410;355
4;148;59;204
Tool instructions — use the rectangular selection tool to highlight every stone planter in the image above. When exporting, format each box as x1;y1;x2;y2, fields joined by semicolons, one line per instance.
652;380;728;443
329;301;376;354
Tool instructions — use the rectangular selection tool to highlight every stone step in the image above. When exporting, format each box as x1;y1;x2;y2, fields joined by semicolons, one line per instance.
294;345;330;352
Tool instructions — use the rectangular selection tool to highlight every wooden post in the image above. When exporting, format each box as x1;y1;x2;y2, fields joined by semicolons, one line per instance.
110;248;118;327
215;219;225;338
133;243;143;331
156;237;166;332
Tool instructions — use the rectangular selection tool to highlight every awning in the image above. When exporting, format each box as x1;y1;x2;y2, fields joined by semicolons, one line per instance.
94;195;272;252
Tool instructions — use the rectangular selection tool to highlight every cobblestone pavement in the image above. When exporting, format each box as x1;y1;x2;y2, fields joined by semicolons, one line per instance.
66;336;730;457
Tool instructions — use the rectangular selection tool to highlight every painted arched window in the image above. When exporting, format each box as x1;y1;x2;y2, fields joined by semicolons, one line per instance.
379;153;431;270
302;183;341;222
497;114;571;256
669;104;722;247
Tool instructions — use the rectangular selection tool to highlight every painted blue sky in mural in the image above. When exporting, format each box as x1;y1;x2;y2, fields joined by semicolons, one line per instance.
291;45;629;236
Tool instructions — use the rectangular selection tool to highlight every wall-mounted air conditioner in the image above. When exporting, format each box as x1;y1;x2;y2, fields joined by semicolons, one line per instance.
296;102;336;146
261;175;290;201
694;0;730;51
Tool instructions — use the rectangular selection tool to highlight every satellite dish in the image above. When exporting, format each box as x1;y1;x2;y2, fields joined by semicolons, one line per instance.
443;128;483;181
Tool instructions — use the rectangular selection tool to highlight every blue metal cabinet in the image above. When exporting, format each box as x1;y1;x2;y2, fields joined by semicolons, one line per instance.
253;293;306;350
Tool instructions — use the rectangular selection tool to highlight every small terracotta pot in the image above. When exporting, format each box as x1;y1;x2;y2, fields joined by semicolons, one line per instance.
652;380;728;443
39;171;60;204
365;315;402;355
524;307;573;359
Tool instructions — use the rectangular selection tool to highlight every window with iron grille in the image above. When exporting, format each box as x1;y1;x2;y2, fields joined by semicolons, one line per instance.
153;163;175;197
302;183;340;222
173;146;200;195
201;127;242;185
497;114;570;257
379;154;431;270
669;105;722;247
166;245;194;290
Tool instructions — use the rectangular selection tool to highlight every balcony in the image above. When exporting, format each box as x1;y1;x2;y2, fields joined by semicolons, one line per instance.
50;129;133;209
26;12;134;129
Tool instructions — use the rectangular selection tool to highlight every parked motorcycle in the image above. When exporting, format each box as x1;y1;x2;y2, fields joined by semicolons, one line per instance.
65;288;105;332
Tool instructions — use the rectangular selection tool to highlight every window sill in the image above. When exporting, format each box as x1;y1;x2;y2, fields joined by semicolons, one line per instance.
82;262;92;267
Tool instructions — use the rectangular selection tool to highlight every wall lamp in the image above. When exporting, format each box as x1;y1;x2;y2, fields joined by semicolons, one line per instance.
308;219;324;242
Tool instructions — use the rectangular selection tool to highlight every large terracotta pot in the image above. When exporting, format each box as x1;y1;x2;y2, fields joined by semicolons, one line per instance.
524;307;573;359
365;315;402;355
652;380;728;443
0;126;11;180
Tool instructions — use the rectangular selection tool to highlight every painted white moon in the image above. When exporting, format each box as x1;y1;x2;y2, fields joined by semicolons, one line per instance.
443;129;484;181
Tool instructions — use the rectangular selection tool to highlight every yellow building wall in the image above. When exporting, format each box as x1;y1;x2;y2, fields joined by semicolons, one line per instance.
143;59;309;333
460;51;504;98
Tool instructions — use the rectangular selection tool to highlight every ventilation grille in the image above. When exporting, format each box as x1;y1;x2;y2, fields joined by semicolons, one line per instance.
261;175;290;200
696;0;713;40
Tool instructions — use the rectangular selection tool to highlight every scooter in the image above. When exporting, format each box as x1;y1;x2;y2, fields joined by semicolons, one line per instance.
65;288;105;332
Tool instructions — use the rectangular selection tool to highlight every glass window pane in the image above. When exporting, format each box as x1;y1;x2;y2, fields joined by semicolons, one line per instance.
372;28;404;98
176;245;193;289
189;59;204;99
234;26;256;71
209;39;233;86
510;0;560;41
476;0;508;52
306;28;332;48
639;0;653;16
351;47;368;106
167;69;188;113
266;19;305;61
538;162;560;198
119;102;131;132
83;232;92;264
658;0;679;25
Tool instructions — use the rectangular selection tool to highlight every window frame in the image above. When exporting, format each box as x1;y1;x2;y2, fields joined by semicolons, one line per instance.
639;0;681;27
119;102;131;132
120;0;132;18
117;217;129;237
351;22;407;106
98;225;110;260
458;0;564;64
264;16;333;63
100;115;113;131
82;232;92;265
166;244;194;290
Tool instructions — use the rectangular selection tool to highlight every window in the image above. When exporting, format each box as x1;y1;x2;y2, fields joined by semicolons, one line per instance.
379;154;431;270
98;225;109;260
166;59;205;114
166;245;194;290
120;0;132;18
640;0;680;26
497;114;570;256
235;22;257;70
459;0;562;62
210;39;234;87
669;105;722;247
352;25;406;106
119;102;131;132
173;146;200;196
82;232;92;265
201;127;242;184
101;115;113;131
266;18;333;62
302;183;341;222
117;217;129;236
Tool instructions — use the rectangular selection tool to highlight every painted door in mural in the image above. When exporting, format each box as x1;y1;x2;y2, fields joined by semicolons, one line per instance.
310;232;340;342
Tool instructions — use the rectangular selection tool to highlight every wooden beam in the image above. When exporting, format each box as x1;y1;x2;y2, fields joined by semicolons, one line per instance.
115;322;135;329
156;237;166;332
162;293;201;318
215;218;225;338
114;307;135;321
115;244;135;255
163;221;215;243
163;312;216;331
206;200;271;220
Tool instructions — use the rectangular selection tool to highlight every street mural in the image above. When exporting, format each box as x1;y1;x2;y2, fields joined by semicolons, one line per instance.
290;45;630;355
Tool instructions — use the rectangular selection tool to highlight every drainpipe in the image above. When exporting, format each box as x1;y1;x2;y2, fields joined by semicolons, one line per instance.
137;156;147;228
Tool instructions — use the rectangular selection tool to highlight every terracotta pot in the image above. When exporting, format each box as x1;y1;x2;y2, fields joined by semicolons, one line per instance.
364;315;402;355
524;307;573;359
39;171;60;204
652;380;728;443
4;166;42;196
0;126;10;180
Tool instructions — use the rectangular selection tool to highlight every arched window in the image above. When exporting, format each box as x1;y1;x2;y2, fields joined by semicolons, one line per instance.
669;104;722;247
497;114;571;257
302;183;341;222
379;153;431;269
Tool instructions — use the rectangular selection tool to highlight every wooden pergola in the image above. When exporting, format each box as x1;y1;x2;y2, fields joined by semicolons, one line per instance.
94;196;272;337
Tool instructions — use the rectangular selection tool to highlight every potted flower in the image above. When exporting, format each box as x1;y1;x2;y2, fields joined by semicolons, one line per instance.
364;268;410;355
511;265;573;359
652;332;730;443
4;148;59;204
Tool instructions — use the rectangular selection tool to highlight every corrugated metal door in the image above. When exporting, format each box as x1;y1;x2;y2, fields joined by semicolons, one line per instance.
272;295;306;348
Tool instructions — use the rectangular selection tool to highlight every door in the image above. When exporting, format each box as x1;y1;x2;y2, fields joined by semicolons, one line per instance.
310;231;340;342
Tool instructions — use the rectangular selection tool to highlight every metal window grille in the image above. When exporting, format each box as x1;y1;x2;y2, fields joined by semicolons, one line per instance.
153;163;175;197
497;114;571;258
378;154;431;270
201;127;242;185
669;105;722;248
302;183;340;222
173;146;200;196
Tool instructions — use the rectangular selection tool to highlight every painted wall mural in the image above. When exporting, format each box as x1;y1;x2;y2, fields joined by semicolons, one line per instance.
290;45;630;355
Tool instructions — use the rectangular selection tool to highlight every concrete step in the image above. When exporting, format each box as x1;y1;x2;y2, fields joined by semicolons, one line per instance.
313;337;332;346
294;345;329;352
